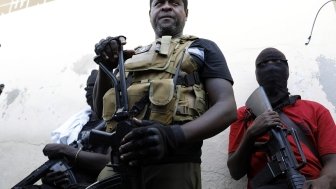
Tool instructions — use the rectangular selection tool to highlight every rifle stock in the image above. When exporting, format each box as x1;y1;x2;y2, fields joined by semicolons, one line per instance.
246;87;306;189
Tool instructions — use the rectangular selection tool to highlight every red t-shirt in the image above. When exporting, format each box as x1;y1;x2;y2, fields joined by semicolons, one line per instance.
228;99;336;188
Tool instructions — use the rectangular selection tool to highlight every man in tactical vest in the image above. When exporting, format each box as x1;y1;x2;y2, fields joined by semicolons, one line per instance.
227;48;336;189
93;0;237;188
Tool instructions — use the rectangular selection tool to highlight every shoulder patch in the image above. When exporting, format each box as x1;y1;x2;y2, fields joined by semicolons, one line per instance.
134;44;152;54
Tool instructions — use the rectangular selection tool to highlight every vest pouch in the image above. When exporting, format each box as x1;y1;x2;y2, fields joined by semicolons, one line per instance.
102;83;150;132
193;84;207;114
149;79;176;125
174;85;207;122
102;88;117;132
127;82;150;120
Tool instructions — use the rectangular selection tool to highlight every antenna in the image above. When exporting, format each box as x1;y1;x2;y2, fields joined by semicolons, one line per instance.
305;0;336;45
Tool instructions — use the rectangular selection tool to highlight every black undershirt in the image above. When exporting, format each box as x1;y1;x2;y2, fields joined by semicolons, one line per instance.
162;38;234;164
189;38;234;85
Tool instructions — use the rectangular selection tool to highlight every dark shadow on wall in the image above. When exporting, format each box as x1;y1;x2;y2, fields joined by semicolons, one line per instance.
0;84;4;95
1;88;21;118
316;55;336;113
5;88;20;106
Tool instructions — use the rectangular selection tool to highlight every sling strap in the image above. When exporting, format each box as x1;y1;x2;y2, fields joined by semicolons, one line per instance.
176;71;201;86
279;112;321;163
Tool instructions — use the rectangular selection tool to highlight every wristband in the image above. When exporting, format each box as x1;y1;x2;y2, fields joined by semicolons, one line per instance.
74;147;82;164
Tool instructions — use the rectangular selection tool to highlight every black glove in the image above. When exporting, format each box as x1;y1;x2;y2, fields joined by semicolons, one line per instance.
94;36;129;69
119;120;186;166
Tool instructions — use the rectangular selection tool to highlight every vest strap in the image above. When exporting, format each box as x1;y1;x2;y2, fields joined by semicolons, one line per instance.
176;72;201;86
130;94;150;117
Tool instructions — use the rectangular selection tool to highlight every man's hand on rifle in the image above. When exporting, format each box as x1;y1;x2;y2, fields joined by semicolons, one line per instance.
119;119;186;166
94;36;135;69
246;110;281;140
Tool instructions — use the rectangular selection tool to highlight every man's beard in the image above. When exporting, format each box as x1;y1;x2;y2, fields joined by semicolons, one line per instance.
154;20;184;37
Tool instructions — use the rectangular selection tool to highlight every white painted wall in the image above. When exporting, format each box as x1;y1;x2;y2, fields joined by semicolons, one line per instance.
0;0;335;188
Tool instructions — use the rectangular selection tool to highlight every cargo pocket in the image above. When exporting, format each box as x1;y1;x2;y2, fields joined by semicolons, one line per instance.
175;84;207;121
149;79;176;125
174;86;195;121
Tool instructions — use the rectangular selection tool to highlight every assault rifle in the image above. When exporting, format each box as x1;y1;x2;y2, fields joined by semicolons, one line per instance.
246;87;307;189
86;36;142;189
12;159;76;189
12;120;106;189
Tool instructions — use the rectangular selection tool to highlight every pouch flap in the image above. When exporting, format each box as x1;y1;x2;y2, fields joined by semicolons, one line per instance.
149;79;174;106
158;36;172;55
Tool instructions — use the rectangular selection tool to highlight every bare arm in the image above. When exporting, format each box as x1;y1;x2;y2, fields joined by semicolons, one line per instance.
227;133;255;180
75;148;111;174
43;143;110;175
181;78;237;142
227;110;281;180
304;154;336;189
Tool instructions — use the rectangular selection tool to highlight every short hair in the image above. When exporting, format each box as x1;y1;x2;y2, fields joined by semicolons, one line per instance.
85;69;98;105
150;0;188;12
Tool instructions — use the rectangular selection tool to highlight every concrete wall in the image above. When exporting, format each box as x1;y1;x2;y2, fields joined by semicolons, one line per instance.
0;0;335;188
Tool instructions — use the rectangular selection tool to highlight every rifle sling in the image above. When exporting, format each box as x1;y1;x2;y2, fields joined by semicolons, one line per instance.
279;112;320;162
250;160;283;188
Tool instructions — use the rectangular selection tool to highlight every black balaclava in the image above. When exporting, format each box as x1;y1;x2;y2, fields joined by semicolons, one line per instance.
255;48;290;108
85;69;98;109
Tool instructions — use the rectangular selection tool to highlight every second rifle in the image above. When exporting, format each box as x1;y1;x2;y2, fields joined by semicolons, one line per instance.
246;87;307;189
